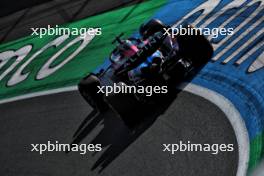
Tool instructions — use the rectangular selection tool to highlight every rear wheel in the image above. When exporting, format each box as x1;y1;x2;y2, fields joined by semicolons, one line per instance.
177;25;214;66
78;74;109;112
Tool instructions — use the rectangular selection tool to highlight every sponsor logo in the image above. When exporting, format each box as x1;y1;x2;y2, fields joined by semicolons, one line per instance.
0;31;95;86
172;0;263;73
0;0;262;87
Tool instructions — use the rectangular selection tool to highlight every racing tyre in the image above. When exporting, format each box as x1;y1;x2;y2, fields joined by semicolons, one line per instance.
78;74;109;112
139;19;166;39
177;25;214;66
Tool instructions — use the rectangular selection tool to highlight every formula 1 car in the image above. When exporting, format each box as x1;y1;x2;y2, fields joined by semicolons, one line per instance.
78;19;213;120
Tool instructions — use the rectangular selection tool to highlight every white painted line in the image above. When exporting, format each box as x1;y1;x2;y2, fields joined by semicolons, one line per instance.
205;0;261;41
222;29;263;64
178;82;250;176
235;40;263;65
199;0;247;29
212;7;263;59
213;19;263;62
0;86;78;105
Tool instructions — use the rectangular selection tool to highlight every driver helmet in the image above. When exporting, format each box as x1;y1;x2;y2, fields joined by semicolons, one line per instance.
117;40;139;57
111;40;139;70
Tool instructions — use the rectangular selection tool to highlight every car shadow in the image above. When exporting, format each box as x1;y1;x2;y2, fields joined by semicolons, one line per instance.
69;88;180;173
69;57;212;172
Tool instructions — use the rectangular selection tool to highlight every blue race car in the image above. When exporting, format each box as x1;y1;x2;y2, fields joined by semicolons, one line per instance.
78;19;213;115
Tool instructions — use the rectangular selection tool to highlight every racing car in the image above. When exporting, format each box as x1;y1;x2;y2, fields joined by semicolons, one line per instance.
78;19;213;123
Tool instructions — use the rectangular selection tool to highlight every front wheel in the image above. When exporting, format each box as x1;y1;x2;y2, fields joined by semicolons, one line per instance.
139;19;166;39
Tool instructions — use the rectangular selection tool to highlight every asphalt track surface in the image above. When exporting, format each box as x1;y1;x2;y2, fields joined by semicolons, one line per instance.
0;90;238;176
0;0;142;43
